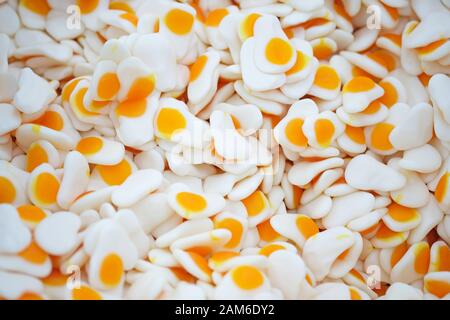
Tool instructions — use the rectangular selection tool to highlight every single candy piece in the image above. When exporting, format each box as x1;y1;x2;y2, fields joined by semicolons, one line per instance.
389;103;433;150
302;226;355;281
382;203;421;233
267;250;306;300
382;283;423;300
342;76;384;113
424;272;450;299
345;154;406;192
167;183;226;220
0;204;31;254
0;270;44;300
57;151;90;210
13;68;54;114
0;103;21;136
112;169;163;208
388;159;430;209
429;74;450;124
27;163;61;210
390;242;430;284
322;192;375;228
270;214;319;249
213;264;271;299
288;157;344;186
35;212;81;256
398;144;442;173
75;136;125;166
240;37;285;92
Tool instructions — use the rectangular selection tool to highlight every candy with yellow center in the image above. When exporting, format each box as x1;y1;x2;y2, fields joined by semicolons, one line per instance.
85;220;138;290
31;110;65;132
167;183;226;220
376;33;402;56
302;111;345;148
154;105;187;140
172;249;212;282
382;202;421;233
89;60;120;101
270;214;319;249
340;50;390;79
378;76;407;108
435;171;450;212
116;56;156;102
214;213;247;250
372;221;409;249
274;99;319;152
164;8;194;35
342;76;384;113
69;80;110;127
214;264;270;299
26;140;60;173
259;241;296;257
17;205;47;228
365;116;397;155
170;229;232;258
281;55;320;100
428;241;450;273
296;18;336;41
114;93;159;148
18;0;50;30
238;13;261;41
0;239;52;278
285;38;315;83
241;190;271;223
0;172;20;205
214;103;263;134
416;39;450;61
159;3;196;60
311;37;337;61
390;241;430;283
240;37;286;92
77;0;108;31
76;136;125;165
337;125;367;154
424;272;450;299
92;156;135;188
154;97;209;149
71;284;103;300
100;10;139;34
188;51;221;109
205;7;239;50
209;251;240;270
27;164;60;210
253;15;296;74
308;64;341;100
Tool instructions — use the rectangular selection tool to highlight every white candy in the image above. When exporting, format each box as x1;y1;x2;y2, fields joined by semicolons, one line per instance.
0;0;449;301
112;169;163;208
322;192;375;228
13;68;54;114
0;204;31;254
345;154;406;192
35;212;81;256
57;151;90;210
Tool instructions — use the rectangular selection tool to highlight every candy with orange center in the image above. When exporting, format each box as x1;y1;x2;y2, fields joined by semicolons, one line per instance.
76;136;125;165
342;76;384;113
27;164;60;210
167;183;225;220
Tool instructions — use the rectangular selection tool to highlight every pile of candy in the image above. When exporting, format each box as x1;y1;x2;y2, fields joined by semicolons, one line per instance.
0;0;449;300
